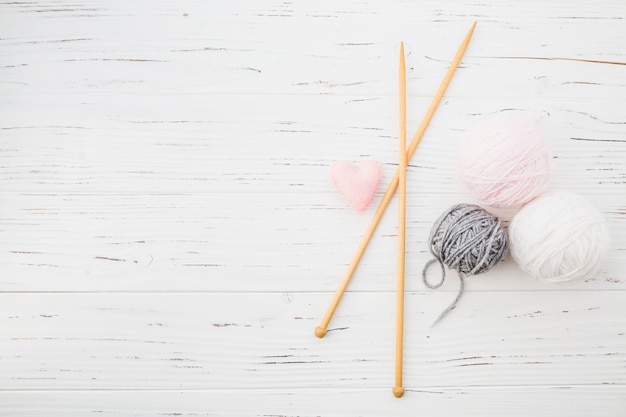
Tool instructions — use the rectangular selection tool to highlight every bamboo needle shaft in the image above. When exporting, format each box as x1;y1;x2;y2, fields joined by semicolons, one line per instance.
393;41;407;399
315;21;477;339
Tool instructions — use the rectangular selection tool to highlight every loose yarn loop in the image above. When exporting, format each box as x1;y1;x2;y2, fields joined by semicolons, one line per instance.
422;259;465;326
509;190;611;283
457;115;553;208
423;204;508;325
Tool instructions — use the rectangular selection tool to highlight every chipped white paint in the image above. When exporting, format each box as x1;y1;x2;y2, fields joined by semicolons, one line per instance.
1;1;625;416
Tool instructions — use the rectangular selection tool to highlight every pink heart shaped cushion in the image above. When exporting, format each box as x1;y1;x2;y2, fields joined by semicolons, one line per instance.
331;160;382;213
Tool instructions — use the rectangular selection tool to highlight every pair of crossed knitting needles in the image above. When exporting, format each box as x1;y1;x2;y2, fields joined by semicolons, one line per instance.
315;22;477;398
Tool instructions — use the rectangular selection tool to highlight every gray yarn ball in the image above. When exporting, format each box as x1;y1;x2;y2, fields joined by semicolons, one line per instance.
423;204;508;325
429;203;508;276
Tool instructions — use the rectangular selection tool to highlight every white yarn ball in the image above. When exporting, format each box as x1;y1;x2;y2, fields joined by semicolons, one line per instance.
509;190;611;283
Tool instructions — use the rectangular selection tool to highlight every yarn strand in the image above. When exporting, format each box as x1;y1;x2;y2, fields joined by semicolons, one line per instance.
422;257;466;326
432;273;465;327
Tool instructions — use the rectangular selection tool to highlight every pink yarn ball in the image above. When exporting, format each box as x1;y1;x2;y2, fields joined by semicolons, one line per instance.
457;115;553;208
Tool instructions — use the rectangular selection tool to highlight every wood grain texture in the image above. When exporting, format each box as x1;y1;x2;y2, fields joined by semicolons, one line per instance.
2;292;625;389
1;192;624;292
2;387;625;417
1;0;625;415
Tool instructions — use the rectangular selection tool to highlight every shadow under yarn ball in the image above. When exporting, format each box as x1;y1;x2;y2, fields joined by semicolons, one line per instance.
423;204;508;324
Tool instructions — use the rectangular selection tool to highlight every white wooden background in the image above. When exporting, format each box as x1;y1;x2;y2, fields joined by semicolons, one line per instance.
1;1;625;416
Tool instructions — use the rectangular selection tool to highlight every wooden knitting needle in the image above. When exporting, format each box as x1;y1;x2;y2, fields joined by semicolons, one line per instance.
315;21;477;339
393;41;407;399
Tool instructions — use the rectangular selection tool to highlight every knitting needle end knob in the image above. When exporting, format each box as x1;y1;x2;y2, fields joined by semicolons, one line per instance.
392;386;405;398
314;326;327;338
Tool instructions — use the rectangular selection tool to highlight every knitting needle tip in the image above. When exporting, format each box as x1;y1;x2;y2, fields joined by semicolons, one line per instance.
467;21;477;38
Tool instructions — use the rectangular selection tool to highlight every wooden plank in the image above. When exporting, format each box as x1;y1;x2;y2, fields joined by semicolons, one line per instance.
1;292;625;390
0;192;623;292
1;386;625;417
1;2;625;97
1;95;624;195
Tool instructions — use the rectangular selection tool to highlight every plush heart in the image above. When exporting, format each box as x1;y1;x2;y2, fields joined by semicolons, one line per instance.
331;160;382;213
